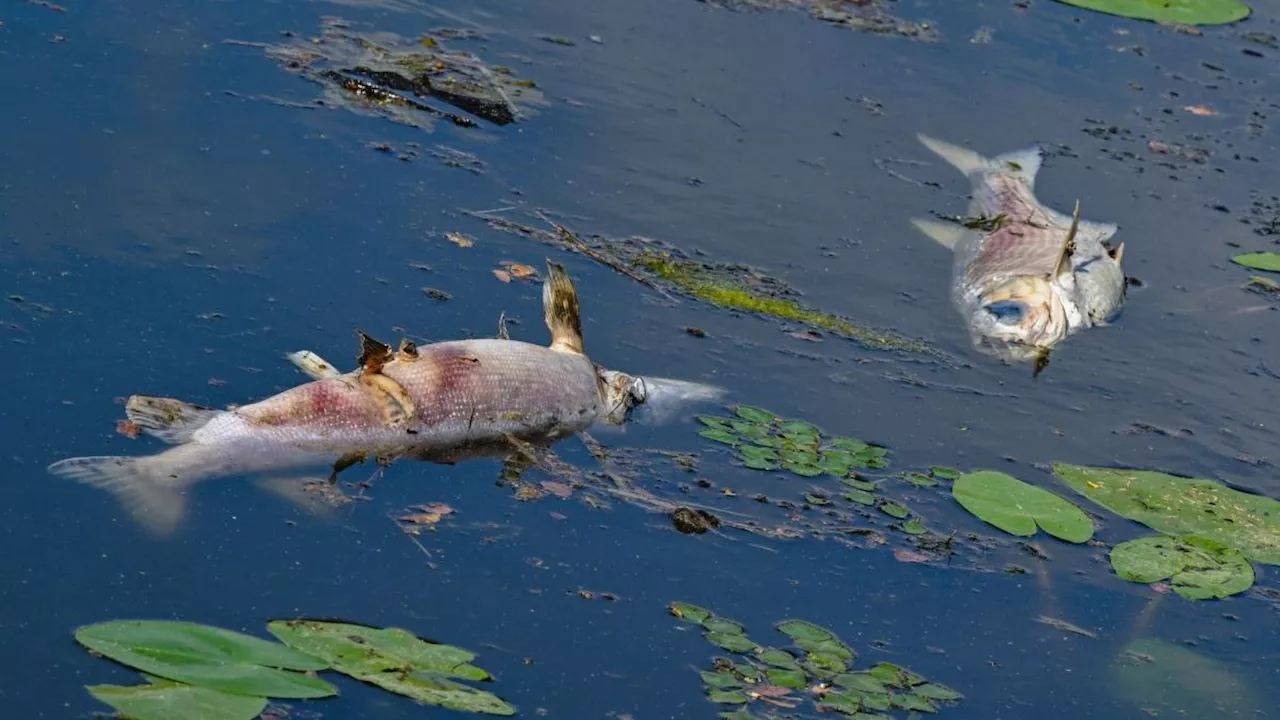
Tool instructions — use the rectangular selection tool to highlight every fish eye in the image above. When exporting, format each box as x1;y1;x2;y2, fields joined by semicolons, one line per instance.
984;300;1025;324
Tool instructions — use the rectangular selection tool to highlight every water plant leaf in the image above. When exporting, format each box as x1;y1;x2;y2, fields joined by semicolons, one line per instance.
776;620;854;663
902;519;927;535
930;467;961;481
766;668;808;689
266;620;512;715
708;688;748;704
697;415;732;429
74;620;335;699
708;632;758;653
87;678;268;720
835;673;888;694
756;648;801;670
913;683;963;701
952;470;1094;543
845;489;877;506
890;692;937;712
841;478;878;492
786;461;825;477
1053;464;1280;564
1052;0;1250;26
703;618;747;636
734;405;776;423
1112;638;1263;718
1110;535;1254;599
670;602;713;624
817;691;863;714
700;428;740;445
866;663;926;689
878;500;911;520
702;671;744;690
1231;251;1280;272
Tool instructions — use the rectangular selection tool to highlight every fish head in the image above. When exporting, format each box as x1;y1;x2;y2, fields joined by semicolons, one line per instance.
596;368;726;426
968;275;1072;362
596;368;650;425
1068;247;1128;327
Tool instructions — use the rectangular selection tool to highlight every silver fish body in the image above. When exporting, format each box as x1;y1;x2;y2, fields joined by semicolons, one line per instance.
911;134;1127;368
47;262;722;535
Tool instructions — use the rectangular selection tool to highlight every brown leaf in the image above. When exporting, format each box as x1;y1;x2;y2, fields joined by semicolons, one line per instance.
398;502;454;525
749;685;792;698
447;232;474;248
789;330;823;342
1183;104;1218;116
893;548;931;563
507;263;537;279
115;419;141;439
493;269;512;283
540;480;573;499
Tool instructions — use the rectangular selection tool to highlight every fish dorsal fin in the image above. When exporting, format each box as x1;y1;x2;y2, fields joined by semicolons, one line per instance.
357;330;394;373
910;217;967;251
1108;241;1125;266
496;311;510;340
542;260;584;354
1052;200;1082;280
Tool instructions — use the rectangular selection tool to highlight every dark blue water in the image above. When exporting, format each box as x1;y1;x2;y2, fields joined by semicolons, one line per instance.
3;0;1278;717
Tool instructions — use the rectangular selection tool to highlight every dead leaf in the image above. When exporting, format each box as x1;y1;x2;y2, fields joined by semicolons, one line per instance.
1183;104;1218;116
115;419;141;439
540;480;573;499
492;269;512;283
398;502;455;525
789;330;823;342
893;548;931;563
507;263;537;279
447;232;475;248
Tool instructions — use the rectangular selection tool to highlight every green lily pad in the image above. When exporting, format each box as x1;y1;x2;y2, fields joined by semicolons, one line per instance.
87;677;268;720
786;461;825;477
878;500;911;520
841;478;878;492
670;602;713;624
718;710;759;720
1053;464;1280;564
903;519;928;535
845;489;877;506
1113;638;1263;718
830;437;868;452
1231;251;1280;272
74;620;334;699
703;618;746;636
866;663;926;689
756;648;801;670
930;467;961;481
859;691;892;711
701;671;744;689
266;620;512;715
914;683;963;701
890;692;937;712
806;494;833;506
1052;0;1250;26
742;455;777;470
818;691;863;714
903;472;939;488
766;668;808;689
697;415;732;429
708;688;748;704
1110;535;1255;599
739;445;778;460
708;632;758;653
835;673;889;694
953;470;1094;543
700;428;740;445
734;405;777;423
776;620;854;662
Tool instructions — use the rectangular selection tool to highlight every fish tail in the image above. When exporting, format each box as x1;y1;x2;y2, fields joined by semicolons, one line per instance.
47;455;190;536
917;133;1043;186
542;259;585;355
125;395;222;445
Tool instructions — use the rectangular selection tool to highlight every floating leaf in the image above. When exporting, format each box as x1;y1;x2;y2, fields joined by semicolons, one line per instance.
866;663;926;689
1051;0;1250;26
1110;535;1254;599
670;602;713;624
835;673;888;694
913;683;963;701
890;692;937;712
74;620;335;699
734;405;776;423
87;678;267;720
698;415;732;429
266;620;512;715
786;462;825;477
930;467;961;481
878;500;911;520
1232;252;1280;272
701;671;743;690
829;437;868;452
703;618;746;636
700;428;739;445
779;419;821;438
805;651;850;676
806;494;832;506
708;632;757;653
903;472;938;488
742;455;777;470
902;519;927;535
841;478;878;492
766;668;808;689
845;489;877;506
708;688;748;704
953;470;1094;543
1113;638;1263;718
776;620;853;662
756;648;801;670
817;691;862;714
1053;464;1280;564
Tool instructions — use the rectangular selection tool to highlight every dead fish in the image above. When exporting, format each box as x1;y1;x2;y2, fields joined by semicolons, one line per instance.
911;134;1128;374
48;261;723;535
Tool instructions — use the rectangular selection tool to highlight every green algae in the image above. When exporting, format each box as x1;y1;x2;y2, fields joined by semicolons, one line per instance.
633;251;930;354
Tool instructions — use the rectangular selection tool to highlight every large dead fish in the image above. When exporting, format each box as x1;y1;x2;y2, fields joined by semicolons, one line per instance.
48;261;723;535
910;133;1128;374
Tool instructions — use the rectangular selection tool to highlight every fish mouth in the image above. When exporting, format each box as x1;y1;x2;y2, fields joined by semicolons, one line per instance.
971;276;1070;361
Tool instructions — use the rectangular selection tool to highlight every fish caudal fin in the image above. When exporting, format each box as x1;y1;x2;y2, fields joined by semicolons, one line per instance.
125;395;222;445
543;260;585;354
917;133;1043;187
910;218;967;251
47;455;189;536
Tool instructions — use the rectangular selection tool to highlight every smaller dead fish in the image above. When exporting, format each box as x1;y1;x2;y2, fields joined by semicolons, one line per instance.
911;134;1128;374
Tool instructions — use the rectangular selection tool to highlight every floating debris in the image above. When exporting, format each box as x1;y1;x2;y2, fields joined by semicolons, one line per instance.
253;18;545;132
700;0;938;41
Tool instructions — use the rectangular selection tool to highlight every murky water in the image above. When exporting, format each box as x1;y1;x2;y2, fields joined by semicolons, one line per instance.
2;0;1278;717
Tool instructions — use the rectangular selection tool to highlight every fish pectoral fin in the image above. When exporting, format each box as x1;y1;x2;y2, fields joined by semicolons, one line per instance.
1108;241;1125;266
1051;199;1082;280
542;259;585;354
124;395;223;445
356;330;395;373
1032;348;1052;378
917;134;989;176
254;475;346;519
910;218;967;251
286;350;343;380
496;311;511;340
